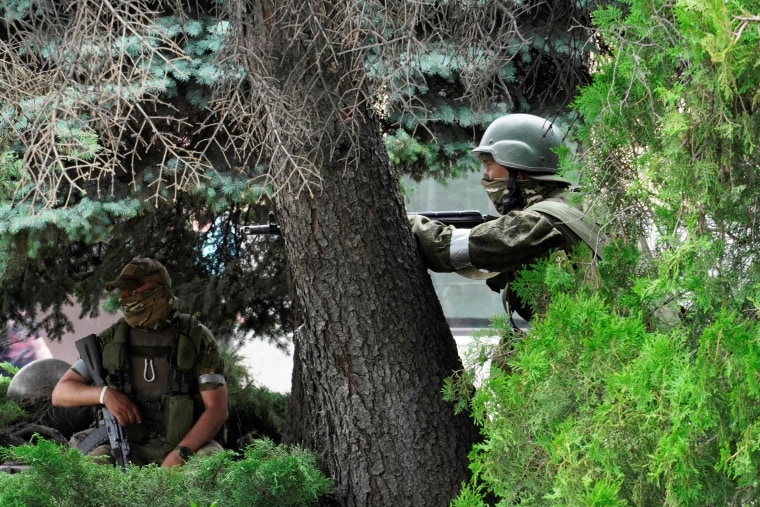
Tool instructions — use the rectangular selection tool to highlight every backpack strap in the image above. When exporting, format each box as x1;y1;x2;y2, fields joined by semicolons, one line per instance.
170;313;203;394
527;200;603;259
101;320;132;394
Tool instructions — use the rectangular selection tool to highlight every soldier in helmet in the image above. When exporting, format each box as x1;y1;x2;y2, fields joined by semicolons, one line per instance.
408;114;600;329
52;257;228;467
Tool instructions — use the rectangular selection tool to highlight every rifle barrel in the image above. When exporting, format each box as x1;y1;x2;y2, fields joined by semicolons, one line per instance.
243;210;488;235
242;223;280;235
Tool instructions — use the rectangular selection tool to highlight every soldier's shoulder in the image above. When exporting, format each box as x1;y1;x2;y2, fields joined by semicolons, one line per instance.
98;318;128;344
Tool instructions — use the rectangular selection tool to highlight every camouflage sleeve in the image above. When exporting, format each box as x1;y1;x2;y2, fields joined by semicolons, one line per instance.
97;321;118;348
467;210;565;272
409;211;564;274
193;324;227;392
407;214;458;272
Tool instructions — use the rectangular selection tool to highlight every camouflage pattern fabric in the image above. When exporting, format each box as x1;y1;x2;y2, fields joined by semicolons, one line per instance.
105;257;173;291
119;285;175;329
408;193;569;276
466;210;565;273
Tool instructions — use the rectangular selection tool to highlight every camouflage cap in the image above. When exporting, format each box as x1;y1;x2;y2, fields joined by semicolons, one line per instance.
105;257;172;291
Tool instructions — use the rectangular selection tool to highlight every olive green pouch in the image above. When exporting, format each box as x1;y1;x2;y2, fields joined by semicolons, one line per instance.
164;395;194;446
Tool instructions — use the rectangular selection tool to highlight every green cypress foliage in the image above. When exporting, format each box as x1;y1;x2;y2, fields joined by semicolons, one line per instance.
452;243;760;505
451;0;760;504
0;372;25;429
0;438;333;507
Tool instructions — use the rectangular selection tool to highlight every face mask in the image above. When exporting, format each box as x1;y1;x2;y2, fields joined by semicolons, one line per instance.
119;285;174;329
481;175;527;214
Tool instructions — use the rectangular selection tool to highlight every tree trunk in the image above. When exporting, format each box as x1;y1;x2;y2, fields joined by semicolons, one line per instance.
275;112;478;506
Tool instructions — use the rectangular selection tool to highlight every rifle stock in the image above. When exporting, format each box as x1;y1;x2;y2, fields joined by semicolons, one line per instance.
75;334;131;468
242;209;487;235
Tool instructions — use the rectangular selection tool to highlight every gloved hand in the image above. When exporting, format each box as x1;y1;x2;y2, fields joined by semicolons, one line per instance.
407;214;457;272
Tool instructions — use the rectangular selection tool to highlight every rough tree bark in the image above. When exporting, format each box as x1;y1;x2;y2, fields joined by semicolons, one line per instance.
274;111;478;506
208;0;484;503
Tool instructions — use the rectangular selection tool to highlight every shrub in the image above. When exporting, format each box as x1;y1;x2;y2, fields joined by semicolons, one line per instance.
449;247;760;506
0;371;25;430
0;437;333;507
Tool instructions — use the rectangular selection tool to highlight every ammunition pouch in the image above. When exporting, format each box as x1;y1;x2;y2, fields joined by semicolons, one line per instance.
164;394;194;447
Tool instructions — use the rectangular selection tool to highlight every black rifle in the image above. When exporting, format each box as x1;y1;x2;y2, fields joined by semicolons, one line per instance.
242;211;281;235
242;210;487;235
75;334;131;468
406;210;487;229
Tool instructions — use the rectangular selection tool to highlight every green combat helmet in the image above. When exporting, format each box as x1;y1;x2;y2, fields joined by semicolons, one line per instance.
472;113;564;179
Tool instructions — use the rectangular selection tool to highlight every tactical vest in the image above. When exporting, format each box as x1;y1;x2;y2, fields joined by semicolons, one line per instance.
527;199;604;258
100;314;205;448
497;198;604;330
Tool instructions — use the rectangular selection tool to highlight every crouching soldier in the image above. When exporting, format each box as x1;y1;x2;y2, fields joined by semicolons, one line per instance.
53;257;228;467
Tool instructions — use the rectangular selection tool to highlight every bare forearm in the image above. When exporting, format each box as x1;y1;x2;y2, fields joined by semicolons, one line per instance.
51;374;101;407
177;407;228;452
